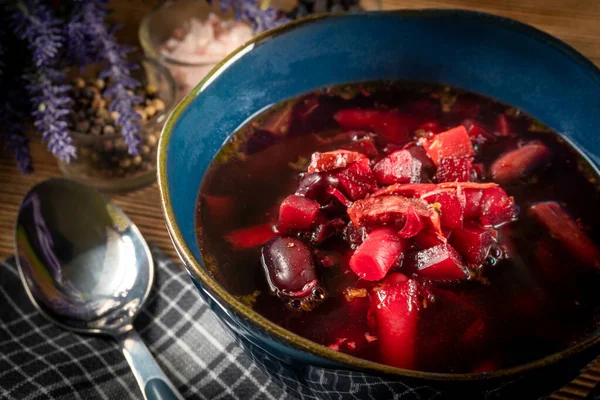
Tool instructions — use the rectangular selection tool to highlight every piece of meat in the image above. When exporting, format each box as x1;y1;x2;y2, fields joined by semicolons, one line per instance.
307;150;366;173
348;195;435;232
372;183;437;198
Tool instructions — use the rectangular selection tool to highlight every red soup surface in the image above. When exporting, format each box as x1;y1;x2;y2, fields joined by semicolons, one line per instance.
197;82;600;373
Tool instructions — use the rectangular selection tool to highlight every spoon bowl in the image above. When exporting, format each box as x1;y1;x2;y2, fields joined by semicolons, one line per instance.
15;178;182;400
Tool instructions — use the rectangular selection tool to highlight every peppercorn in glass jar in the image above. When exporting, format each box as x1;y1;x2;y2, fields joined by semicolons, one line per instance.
57;56;176;192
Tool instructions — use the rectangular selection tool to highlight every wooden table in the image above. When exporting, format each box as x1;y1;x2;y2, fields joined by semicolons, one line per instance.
2;2;600;397
1;0;600;262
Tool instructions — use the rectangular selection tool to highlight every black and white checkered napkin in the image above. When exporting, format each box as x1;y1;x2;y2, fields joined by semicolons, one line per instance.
0;246;288;400
3;246;600;400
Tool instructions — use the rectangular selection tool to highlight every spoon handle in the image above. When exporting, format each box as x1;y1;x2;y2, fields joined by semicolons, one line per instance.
118;330;185;400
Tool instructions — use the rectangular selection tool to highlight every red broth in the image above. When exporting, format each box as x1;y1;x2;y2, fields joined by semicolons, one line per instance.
196;82;600;373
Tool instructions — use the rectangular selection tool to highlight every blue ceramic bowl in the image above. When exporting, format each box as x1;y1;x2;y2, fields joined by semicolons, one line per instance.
158;10;600;398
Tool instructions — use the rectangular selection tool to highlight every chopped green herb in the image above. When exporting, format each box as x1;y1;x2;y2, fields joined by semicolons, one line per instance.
529;118;552;133
288;156;309;171
237;290;262;309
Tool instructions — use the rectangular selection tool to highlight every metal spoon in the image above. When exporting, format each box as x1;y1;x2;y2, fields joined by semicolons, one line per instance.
15;178;184;400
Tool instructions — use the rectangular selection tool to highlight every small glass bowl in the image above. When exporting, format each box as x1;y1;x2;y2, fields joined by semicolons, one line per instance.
139;0;381;101
57;56;176;193
139;0;244;101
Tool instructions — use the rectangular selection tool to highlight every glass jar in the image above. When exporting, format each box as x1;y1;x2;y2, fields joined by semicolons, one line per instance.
57;56;176;193
139;0;381;101
139;0;248;101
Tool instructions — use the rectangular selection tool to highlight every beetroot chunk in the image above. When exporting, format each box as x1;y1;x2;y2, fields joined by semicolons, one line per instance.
464;189;484;218
343;222;366;248
326;187;352;207
373;150;422;185
480;187;516;226
406;145;436;176
225;223;278;249
310;217;346;244
334;109;418;144
307;150;366;173
424;126;474;165
489;143;551;184
411;244;469;280
423;191;465;228
337;158;379;200
278;194;320;232
340;133;379;157
349;228;407;280
348;195;434;231
463;119;494;144
414;229;447;249
397;207;425;239
450;228;495;265
529;202;600;268
370;275;420;369
436;157;473;183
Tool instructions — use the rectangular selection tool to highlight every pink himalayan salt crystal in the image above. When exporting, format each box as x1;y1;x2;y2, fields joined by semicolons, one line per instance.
158;13;253;96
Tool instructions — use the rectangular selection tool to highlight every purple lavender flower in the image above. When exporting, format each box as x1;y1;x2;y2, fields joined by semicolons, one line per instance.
12;0;76;162
27;71;77;162
219;0;289;31
71;0;142;155
65;13;95;67
12;0;63;68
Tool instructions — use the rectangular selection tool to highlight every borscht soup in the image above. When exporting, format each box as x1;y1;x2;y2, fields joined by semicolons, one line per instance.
196;82;600;373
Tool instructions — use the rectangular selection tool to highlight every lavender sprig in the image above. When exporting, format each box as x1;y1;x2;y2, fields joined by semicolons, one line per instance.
219;0;289;31
12;0;76;162
72;0;142;155
65;14;95;67
13;0;63;67
27;70;77;161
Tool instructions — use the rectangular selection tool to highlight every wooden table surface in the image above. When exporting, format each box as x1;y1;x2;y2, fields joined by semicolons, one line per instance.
1;0;600;262
2;2;600;397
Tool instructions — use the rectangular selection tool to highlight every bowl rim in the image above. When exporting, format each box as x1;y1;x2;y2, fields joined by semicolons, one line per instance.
158;9;600;381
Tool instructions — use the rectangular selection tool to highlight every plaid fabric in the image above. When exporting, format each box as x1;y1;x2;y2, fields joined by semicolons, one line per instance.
1;246;597;400
0;246;287;400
